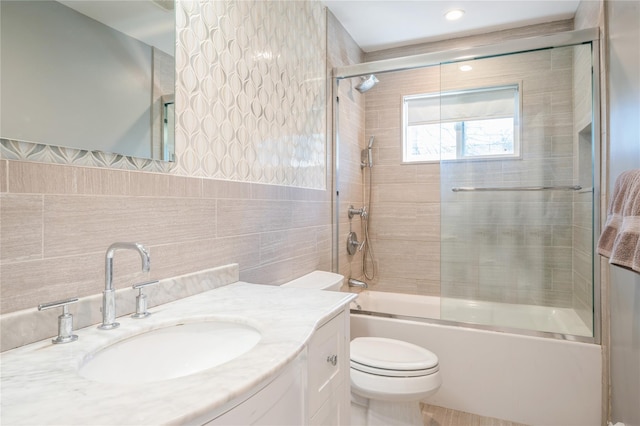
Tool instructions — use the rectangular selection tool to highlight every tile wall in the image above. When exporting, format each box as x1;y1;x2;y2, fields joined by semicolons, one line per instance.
439;47;578;307
326;12;367;282
1;0;327;186
572;43;595;328
0;161;331;314
357;22;595;309
360;66;442;295
0;0;331;316
172;0;327;189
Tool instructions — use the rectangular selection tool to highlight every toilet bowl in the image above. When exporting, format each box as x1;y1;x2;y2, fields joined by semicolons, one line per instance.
281;272;442;426
350;337;442;401
349;337;442;426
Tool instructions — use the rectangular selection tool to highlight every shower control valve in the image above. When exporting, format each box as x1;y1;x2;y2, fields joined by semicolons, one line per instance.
348;205;366;219
347;231;361;255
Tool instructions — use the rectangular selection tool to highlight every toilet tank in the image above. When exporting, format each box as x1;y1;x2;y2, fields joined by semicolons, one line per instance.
281;271;344;291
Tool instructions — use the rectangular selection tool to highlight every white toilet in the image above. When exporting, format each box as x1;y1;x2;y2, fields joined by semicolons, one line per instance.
282;272;442;426
350;336;442;425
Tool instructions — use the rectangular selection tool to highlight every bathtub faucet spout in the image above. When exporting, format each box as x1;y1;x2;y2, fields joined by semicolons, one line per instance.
348;278;368;289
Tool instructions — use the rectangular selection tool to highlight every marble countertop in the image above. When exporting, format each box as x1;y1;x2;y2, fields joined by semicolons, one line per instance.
1;282;355;425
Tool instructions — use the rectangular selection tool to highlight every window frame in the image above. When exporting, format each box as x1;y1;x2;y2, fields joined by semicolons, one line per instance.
401;83;523;164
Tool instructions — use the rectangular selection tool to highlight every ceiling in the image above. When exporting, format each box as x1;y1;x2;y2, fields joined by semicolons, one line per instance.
322;0;581;52
57;0;582;56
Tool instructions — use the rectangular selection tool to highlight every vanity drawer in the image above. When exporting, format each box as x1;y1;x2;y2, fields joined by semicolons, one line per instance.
307;311;346;415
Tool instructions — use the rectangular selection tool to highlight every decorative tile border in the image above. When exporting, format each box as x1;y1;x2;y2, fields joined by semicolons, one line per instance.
0;138;174;173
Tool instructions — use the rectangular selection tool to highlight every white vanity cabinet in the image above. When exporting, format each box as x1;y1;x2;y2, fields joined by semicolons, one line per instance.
206;307;350;426
307;308;350;425
205;353;306;425
0;277;357;426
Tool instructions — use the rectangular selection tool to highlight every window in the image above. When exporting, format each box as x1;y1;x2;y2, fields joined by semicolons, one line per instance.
403;84;520;162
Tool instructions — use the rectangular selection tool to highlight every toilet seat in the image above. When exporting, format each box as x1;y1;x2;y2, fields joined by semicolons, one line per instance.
350;337;439;377
351;360;439;377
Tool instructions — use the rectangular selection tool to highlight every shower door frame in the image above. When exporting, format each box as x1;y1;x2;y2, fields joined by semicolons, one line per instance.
332;28;602;344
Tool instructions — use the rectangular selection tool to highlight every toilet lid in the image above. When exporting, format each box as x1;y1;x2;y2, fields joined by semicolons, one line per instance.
350;337;439;371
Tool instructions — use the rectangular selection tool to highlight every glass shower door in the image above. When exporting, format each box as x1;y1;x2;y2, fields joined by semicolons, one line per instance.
438;44;596;338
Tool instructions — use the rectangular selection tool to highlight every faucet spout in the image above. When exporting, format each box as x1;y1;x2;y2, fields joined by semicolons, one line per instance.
104;242;150;291
348;278;368;289
99;242;150;330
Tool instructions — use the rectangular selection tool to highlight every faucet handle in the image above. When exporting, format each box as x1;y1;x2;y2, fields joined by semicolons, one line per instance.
37;297;79;344
131;280;159;319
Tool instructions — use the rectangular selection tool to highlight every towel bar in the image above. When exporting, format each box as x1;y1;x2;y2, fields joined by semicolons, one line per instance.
451;185;582;192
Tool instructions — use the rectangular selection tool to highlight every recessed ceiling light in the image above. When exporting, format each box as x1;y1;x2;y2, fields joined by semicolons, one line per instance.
459;65;473;72
445;9;465;21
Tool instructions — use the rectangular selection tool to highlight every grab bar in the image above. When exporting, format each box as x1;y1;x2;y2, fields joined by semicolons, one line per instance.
451;185;582;192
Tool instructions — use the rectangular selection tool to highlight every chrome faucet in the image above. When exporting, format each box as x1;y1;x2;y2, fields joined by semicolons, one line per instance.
99;242;150;330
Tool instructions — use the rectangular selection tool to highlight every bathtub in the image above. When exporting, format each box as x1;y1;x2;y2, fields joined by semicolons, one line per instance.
349;290;602;426
352;290;593;337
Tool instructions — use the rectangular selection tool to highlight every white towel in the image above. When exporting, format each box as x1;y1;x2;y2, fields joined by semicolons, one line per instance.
597;169;640;272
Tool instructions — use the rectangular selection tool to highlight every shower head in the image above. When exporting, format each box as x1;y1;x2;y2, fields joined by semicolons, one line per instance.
355;75;379;93
368;135;375;148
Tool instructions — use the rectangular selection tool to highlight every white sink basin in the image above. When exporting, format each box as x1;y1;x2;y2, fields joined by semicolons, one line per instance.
79;321;261;384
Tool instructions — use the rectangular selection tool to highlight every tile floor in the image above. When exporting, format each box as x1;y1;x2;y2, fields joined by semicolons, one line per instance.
421;404;529;426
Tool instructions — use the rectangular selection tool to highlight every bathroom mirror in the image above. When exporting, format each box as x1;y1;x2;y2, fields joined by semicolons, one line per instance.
0;0;176;162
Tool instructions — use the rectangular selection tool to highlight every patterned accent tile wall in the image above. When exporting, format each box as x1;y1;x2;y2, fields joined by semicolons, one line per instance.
173;0;327;189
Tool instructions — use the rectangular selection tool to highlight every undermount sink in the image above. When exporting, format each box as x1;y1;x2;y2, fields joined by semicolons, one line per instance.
79;321;261;384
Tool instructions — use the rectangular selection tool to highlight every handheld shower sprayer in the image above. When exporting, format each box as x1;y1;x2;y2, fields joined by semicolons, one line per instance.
361;136;375;169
